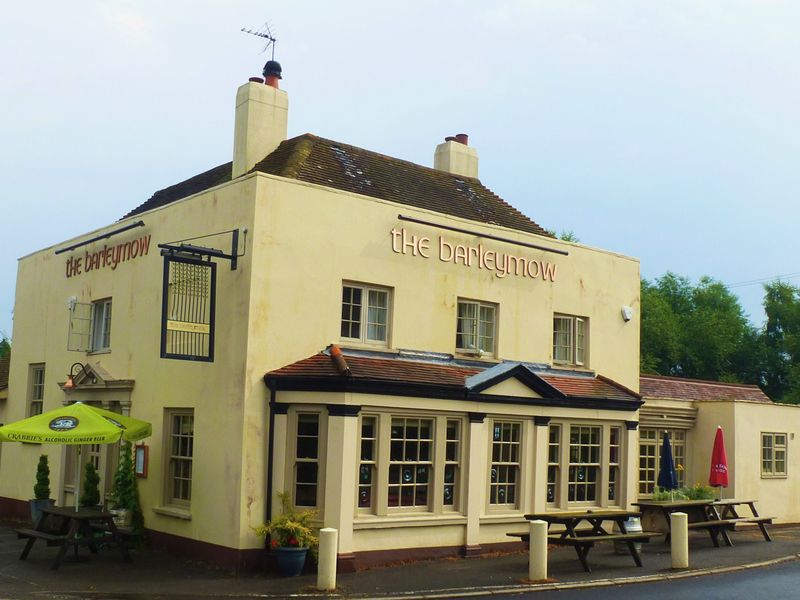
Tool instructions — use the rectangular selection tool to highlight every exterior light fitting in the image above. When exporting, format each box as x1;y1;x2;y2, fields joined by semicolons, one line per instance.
64;363;96;392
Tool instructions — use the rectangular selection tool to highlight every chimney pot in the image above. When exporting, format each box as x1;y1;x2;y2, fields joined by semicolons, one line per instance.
455;133;469;145
249;77;265;84
445;136;457;142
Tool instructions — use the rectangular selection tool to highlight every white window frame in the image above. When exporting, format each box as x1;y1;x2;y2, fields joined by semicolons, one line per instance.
340;283;391;346
355;412;465;517
546;424;561;506
488;420;521;509
761;432;787;478
567;425;601;504
553;314;587;366
90;299;112;353
164;408;194;508
456;299;497;357
388;417;434;512
639;428;688;495
294;413;321;507
28;364;45;416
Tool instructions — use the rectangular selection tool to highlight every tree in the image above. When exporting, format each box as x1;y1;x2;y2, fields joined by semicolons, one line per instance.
640;273;759;382
762;281;800;403
0;336;9;358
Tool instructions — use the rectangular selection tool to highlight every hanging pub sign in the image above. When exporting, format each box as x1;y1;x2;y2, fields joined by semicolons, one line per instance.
160;255;216;362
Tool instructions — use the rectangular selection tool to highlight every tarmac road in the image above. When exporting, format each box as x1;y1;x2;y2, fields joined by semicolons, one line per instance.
495;558;800;600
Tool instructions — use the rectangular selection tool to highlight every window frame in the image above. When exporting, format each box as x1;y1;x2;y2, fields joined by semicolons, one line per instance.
164;408;194;508
567;424;602;505
761;432;787;478
355;412;465;517
546;424;561;506
28;364;45;417
488;420;522;510
387;416;435;512
456;298;498;357
553;314;588;367
294;412;322;507
340;282;392;346
639;428;688;495
90;298;113;353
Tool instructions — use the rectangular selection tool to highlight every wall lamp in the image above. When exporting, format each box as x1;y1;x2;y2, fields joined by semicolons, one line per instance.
64;363;96;392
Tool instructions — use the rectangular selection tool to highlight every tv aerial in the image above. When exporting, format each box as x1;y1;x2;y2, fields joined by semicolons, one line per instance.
241;22;277;60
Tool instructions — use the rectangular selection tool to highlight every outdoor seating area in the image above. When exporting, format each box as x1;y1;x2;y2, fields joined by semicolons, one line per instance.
15;504;132;570
508;509;660;573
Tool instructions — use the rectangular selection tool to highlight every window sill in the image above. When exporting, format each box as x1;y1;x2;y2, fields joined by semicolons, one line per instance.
153;506;192;520
550;363;593;373
354;513;467;529
454;352;500;363
761;474;788;479
87;349;111;356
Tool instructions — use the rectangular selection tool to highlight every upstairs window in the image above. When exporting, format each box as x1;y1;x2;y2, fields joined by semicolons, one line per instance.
553;314;587;366
90;299;112;352
341;284;390;345
456;299;497;357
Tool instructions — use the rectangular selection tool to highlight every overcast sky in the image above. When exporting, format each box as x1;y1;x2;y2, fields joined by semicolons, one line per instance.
2;1;799;340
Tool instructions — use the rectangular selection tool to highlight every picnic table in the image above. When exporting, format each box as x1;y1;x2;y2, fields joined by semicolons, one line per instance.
508;509;657;573
633;499;773;547
15;505;132;570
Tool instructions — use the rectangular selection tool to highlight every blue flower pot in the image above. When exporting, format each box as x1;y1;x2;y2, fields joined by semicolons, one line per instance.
273;546;308;577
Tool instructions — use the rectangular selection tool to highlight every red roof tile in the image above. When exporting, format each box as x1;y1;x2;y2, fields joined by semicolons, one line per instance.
640;374;771;403
267;351;640;403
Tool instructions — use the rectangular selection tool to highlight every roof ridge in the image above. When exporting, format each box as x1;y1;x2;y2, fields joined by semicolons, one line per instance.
640;373;762;390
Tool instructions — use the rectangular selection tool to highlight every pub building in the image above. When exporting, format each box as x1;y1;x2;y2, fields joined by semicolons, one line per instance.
2;61;653;571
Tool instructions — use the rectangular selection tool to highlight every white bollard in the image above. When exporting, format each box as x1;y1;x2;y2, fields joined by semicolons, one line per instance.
317;527;338;591
528;519;548;581
670;512;689;569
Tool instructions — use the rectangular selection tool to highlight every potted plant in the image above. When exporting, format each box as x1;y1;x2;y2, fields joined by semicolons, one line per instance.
80;462;102;510
254;492;318;577
110;442;144;530
30;454;54;524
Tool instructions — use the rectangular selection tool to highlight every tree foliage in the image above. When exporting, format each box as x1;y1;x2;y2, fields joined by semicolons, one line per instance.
0;336;9;358
641;273;757;382
762;281;800;403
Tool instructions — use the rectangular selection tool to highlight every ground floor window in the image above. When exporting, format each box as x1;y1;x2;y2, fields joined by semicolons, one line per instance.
295;413;320;506
568;425;601;503
165;409;194;506
761;432;787;477
547;424;561;505
639;428;687;495
357;413;464;515
489;421;521;507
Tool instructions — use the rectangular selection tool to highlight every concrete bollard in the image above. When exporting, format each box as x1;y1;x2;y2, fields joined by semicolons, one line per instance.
670;512;689;569
528;519;548;581
317;527;338;591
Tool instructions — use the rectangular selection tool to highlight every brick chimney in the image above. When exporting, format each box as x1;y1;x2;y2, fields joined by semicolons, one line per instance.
433;134;478;178
232;71;288;178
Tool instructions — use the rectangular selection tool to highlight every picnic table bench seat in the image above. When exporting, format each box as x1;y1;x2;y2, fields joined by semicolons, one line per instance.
506;530;659;544
15;528;67;546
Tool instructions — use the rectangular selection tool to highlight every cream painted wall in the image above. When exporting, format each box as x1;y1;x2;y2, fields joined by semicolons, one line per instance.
4;165;640;554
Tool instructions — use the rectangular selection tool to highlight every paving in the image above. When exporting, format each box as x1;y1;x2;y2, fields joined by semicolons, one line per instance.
1;520;799;599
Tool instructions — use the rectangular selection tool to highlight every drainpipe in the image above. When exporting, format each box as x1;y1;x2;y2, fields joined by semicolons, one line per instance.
265;382;276;543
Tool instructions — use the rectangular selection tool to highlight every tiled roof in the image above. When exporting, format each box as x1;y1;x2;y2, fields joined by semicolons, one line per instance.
640;374;772;403
0;353;9;391
267;349;640;404
122;134;552;237
266;352;480;387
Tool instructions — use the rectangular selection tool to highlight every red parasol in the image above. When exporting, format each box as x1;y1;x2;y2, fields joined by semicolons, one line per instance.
709;426;729;488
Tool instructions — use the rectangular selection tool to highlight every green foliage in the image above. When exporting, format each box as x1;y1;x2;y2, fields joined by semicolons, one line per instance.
111;442;144;531
80;462;101;508
651;484;715;501
641;273;759;383
544;229;580;243
762;281;800;403
0;336;9;358
255;492;318;557
33;455;50;500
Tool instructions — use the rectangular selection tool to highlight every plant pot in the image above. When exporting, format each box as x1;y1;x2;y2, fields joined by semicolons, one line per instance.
29;498;54;525
273;546;308;577
110;508;132;528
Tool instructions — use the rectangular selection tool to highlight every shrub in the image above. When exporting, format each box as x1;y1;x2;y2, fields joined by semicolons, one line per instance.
80;462;101;507
254;492;318;558
33;455;50;500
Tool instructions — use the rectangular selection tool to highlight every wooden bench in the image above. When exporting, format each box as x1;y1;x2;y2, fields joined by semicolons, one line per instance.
687;516;773;545
15;528;67;546
507;530;657;572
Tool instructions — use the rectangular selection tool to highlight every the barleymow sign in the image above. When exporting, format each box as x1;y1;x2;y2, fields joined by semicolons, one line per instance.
390;227;558;282
65;235;152;278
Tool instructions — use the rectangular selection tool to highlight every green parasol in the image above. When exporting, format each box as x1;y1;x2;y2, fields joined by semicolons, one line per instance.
0;401;151;510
